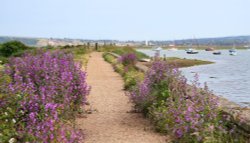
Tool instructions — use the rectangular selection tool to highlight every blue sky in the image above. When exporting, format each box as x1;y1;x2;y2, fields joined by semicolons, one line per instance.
1;0;250;40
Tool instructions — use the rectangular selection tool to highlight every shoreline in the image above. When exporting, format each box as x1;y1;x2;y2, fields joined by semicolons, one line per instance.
105;52;250;138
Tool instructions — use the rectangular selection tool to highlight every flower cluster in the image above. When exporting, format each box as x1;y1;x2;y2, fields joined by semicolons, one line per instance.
0;51;90;142
118;53;137;66
127;61;235;142
128;61;177;114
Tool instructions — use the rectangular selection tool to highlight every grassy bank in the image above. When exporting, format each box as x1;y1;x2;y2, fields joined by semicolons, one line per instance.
103;52;144;90
98;45;149;59
64;46;92;69
143;57;214;68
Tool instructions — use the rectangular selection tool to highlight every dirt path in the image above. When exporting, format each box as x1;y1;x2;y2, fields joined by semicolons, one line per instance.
77;52;167;143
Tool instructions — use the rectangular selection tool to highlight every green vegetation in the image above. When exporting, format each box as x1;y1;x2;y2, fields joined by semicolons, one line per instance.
28;44;92;68
99;45;149;59
0;41;30;57
103;53;144;90
0;43;91;142
103;51;249;142
59;45;91;66
166;57;214;67
0;41;34;64
0;65;3;71
144;57;213;68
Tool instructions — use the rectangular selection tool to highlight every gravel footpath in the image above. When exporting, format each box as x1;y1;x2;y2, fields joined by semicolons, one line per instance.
77;52;167;143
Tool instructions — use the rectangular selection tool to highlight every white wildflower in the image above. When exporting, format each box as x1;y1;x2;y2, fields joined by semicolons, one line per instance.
5;112;8;116
8;138;16;143
12;119;16;124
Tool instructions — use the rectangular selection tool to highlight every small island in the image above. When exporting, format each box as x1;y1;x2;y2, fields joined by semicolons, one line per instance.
143;57;214;68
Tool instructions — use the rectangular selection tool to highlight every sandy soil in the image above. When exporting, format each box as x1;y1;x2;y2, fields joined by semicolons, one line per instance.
76;52;167;143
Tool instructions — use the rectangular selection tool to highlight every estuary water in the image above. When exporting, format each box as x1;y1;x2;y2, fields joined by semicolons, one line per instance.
138;49;250;107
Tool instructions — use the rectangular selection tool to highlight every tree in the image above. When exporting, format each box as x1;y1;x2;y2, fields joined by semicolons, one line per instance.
0;41;28;57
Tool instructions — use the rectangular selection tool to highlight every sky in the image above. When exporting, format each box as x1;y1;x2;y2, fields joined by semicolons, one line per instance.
0;0;250;41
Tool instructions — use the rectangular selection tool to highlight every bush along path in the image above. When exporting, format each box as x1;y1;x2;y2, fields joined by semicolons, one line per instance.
0;51;90;142
77;52;167;143
103;51;250;142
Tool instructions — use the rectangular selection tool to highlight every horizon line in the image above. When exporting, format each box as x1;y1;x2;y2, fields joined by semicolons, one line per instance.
1;34;250;42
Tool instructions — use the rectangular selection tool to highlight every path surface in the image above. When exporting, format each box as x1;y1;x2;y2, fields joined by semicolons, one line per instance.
77;52;167;143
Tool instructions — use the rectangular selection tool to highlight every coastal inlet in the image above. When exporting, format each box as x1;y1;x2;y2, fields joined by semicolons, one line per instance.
138;49;250;107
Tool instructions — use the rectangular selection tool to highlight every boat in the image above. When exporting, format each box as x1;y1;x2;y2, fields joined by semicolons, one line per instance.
152;47;163;51
187;51;199;54
186;49;199;54
185;48;193;52
186;42;199;54
185;47;199;54
205;47;214;51
229;49;236;52
229;51;237;56
213;51;222;55
229;49;237;56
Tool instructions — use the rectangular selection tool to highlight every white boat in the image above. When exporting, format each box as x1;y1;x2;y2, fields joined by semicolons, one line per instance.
185;48;199;54
152;47;163;51
187;50;199;54
229;51;237;56
185;48;193;52
229;49;237;56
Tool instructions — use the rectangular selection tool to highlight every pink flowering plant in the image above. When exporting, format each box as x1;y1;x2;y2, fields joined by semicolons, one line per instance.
118;53;137;67
128;61;246;142
0;51;90;142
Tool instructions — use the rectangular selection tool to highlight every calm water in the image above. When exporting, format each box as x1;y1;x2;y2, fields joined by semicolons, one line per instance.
138;49;250;107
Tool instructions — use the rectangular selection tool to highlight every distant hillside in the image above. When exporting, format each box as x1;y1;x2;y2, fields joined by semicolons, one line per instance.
174;36;250;46
1;35;250;47
148;36;250;46
0;36;118;47
0;37;38;46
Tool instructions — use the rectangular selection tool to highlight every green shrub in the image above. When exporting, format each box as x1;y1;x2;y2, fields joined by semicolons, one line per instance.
0;41;29;57
128;61;249;142
103;54;117;64
114;63;125;75
0;57;8;64
124;71;144;90
99;45;149;59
